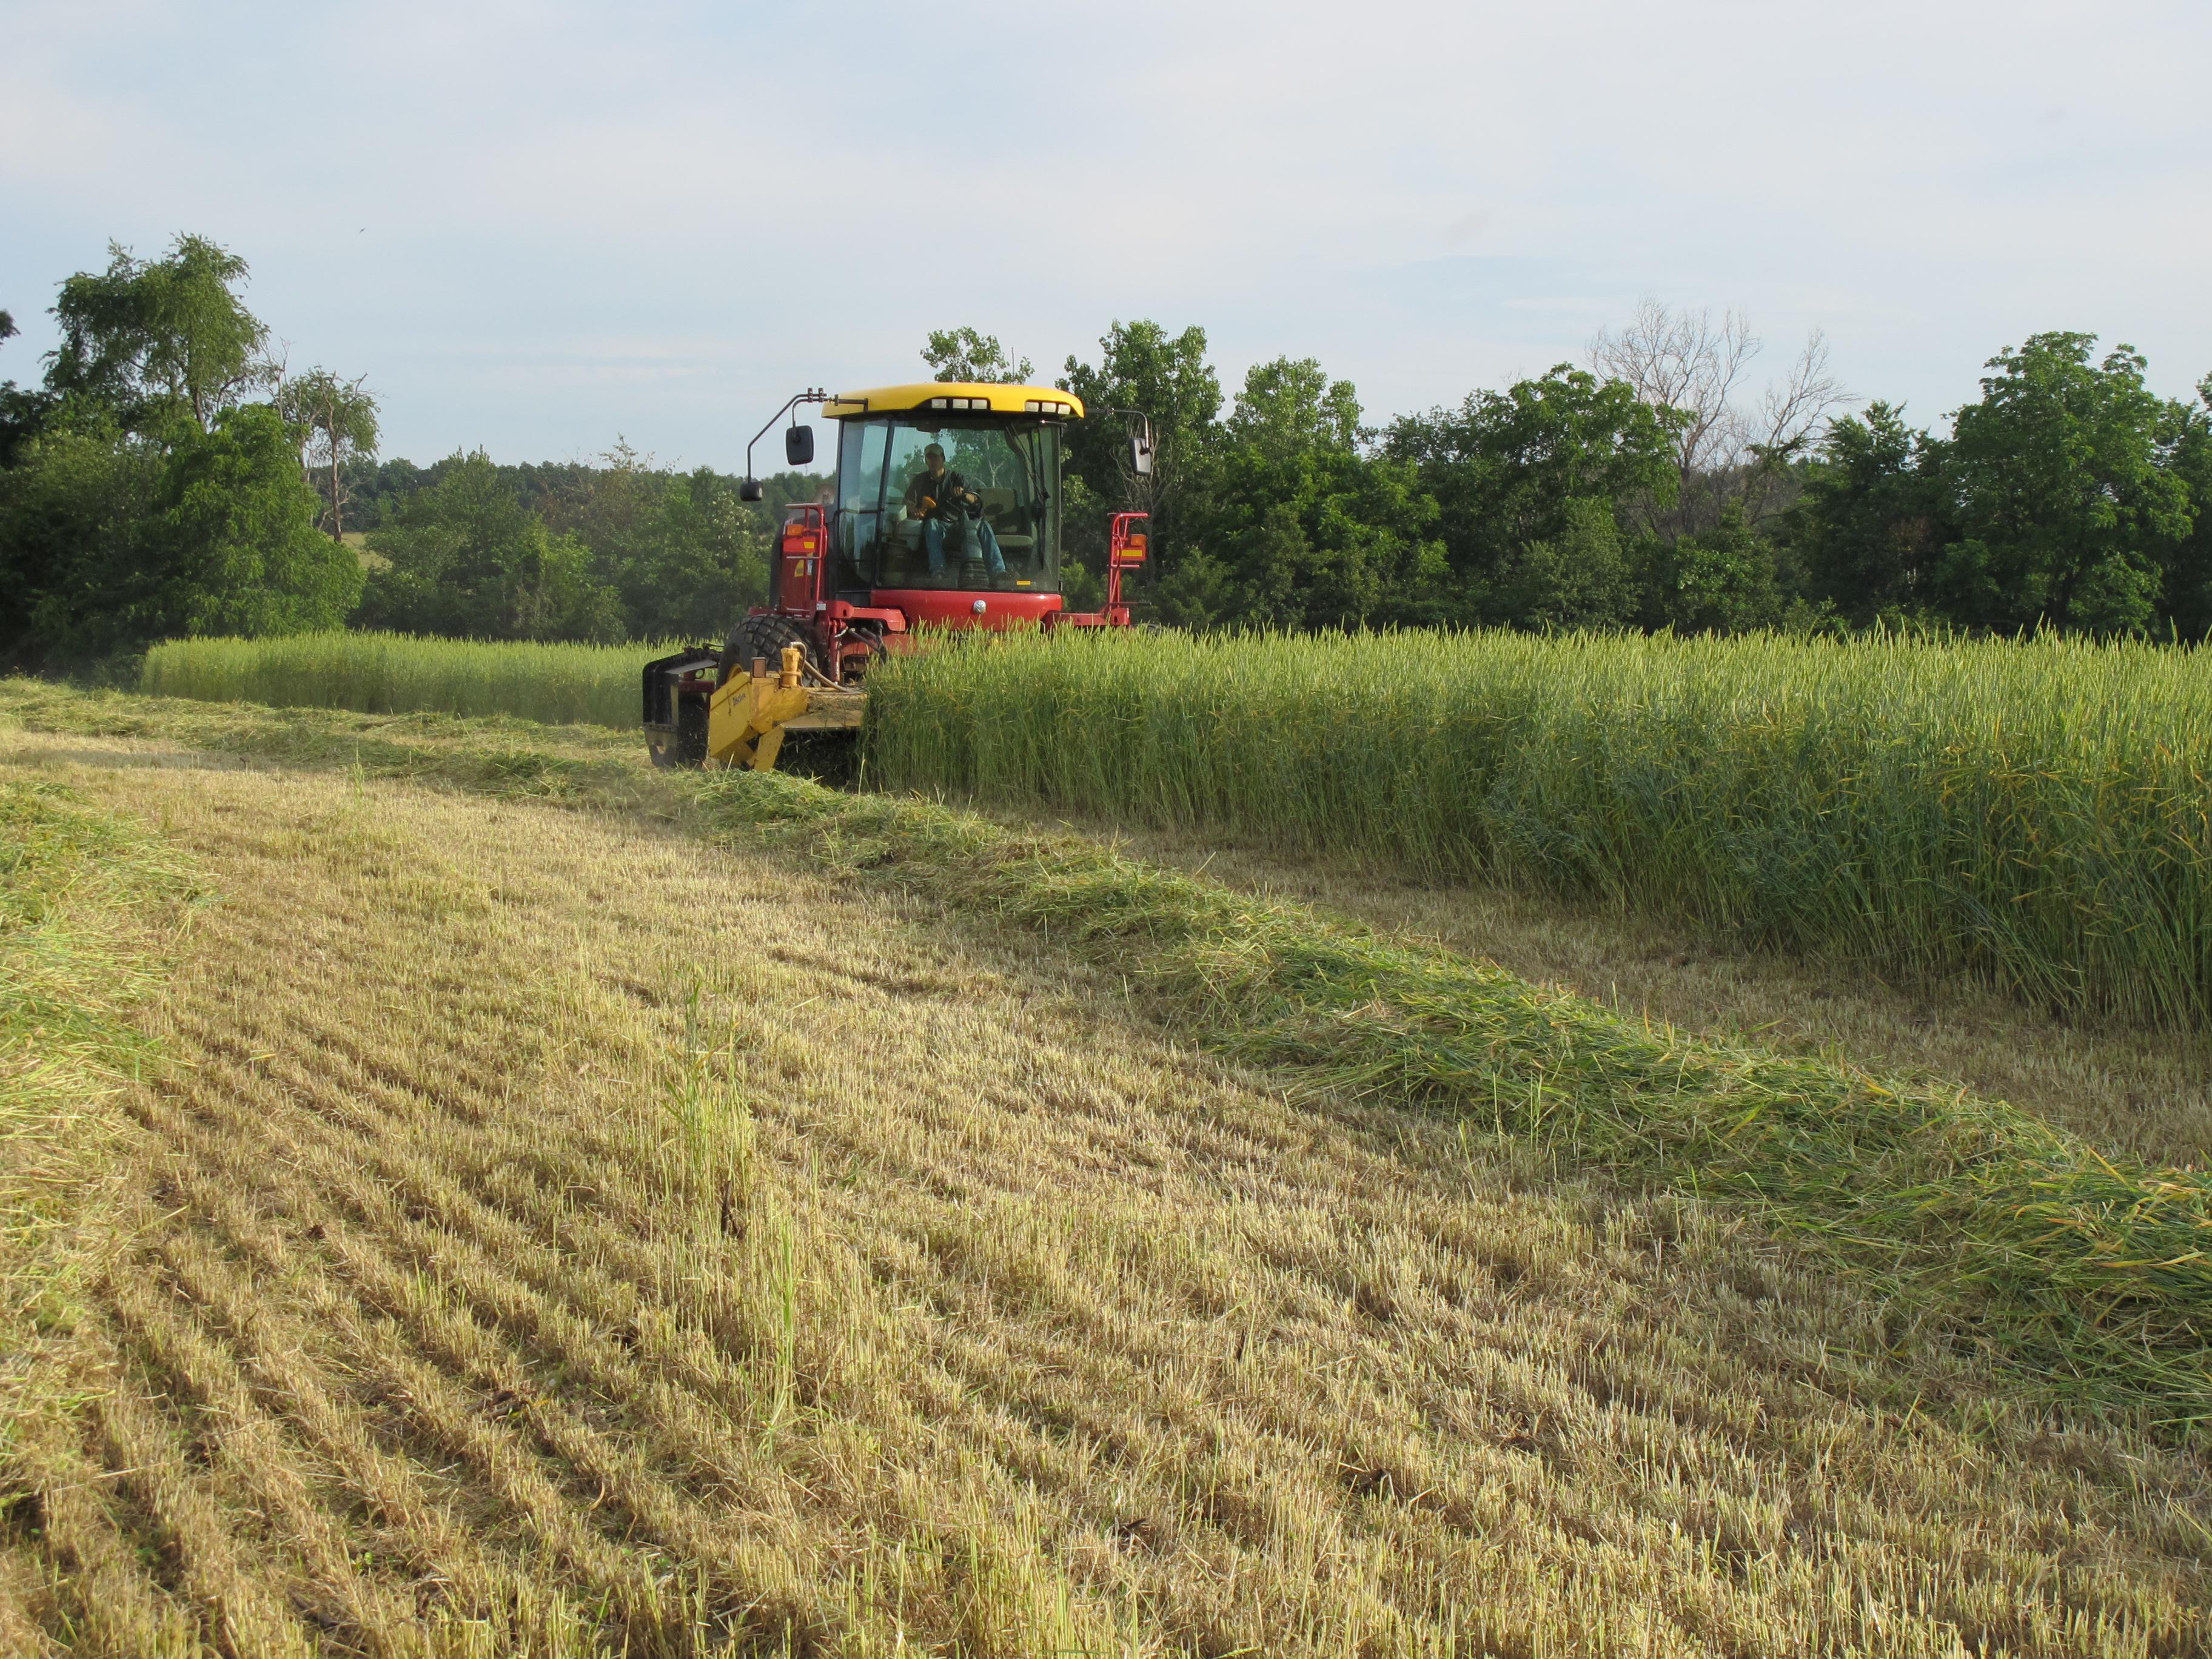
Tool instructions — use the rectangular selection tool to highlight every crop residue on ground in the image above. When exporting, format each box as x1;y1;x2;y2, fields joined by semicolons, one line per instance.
0;692;2208;1654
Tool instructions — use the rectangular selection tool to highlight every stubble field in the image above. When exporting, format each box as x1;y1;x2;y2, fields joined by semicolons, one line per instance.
2;686;2210;1657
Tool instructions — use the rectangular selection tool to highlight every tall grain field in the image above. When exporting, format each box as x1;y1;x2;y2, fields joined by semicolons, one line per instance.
142;631;674;729
868;628;2212;1033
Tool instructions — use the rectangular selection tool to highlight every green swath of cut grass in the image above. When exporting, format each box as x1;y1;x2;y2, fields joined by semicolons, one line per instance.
142;631;681;729
702;766;2212;1432
866;627;2212;1036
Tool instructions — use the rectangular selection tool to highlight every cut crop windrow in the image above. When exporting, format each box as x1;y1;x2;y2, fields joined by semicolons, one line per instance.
698;766;2212;1430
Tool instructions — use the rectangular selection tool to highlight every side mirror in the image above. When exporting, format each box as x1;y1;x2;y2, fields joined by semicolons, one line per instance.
785;424;815;466
739;478;764;503
1131;429;1155;477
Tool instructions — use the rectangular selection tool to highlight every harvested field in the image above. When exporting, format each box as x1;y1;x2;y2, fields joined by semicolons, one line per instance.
1;692;2210;1655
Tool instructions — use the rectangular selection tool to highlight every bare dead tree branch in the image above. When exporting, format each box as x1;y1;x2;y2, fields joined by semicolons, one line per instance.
1589;301;1852;537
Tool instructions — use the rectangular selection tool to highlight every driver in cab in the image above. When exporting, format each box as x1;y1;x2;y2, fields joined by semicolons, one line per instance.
903;443;1006;577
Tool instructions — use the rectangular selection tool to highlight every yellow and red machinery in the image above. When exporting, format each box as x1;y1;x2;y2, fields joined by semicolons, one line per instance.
645;380;1149;769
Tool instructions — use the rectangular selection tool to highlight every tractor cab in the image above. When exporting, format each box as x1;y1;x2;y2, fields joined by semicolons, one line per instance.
748;382;1116;679
823;383;1077;625
642;379;1146;769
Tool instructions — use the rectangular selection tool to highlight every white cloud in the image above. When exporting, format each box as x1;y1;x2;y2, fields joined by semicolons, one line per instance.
2;0;2207;463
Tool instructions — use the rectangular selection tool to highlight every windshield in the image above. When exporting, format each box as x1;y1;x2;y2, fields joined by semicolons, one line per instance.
834;416;1062;593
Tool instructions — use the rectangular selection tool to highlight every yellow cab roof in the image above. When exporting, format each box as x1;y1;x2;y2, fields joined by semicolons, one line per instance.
823;383;1085;420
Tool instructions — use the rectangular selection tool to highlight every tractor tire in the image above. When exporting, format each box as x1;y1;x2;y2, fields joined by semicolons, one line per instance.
719;614;826;688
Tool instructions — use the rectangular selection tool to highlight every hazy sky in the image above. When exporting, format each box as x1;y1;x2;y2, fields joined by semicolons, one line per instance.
5;1;2208;472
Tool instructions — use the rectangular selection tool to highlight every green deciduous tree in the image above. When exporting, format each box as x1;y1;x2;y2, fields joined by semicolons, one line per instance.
1787;403;1956;625
1224;357;1364;463
357;451;622;641
2163;378;2212;637
0;307;52;469
1170;401;1443;631
139;404;363;638
1936;333;2194;635
536;442;768;638
1503;498;1635;629
1640;501;1785;633
921;327;1034;384
1059;320;1222;577
46;235;274;435
278;368;381;536
0;233;384;665
1;404;355;660
0;413;161;661
1385;365;1680;625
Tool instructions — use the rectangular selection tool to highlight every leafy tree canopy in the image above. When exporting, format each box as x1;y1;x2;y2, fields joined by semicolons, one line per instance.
1225;357;1364;463
1169;435;1442;632
1059;321;1221;516
1641;501;1787;634
1;404;352;661
1938;332;2194;634
0;307;50;469
0;415;160;662
2163;378;2212;636
535;442;768;639
921;327;1033;384
141;404;363;638
1384;364;1681;620
47;235;273;435
1786;402;1954;625
357;451;623;642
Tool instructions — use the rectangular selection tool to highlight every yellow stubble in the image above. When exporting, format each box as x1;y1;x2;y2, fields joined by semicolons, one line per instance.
0;728;2205;1658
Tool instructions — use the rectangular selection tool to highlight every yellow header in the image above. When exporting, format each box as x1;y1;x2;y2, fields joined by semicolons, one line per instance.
823;383;1085;420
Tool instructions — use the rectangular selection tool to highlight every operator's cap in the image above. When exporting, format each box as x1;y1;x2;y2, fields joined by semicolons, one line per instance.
924;443;945;458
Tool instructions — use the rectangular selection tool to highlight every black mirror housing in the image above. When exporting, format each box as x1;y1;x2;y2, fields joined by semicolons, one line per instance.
739;478;764;503
785;424;815;466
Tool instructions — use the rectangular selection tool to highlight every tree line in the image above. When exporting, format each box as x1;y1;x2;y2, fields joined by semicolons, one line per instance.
0;235;789;670
6;235;2210;673
1034;311;2212;638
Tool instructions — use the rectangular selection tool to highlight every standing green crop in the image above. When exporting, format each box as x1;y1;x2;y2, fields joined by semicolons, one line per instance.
866;628;2212;1034
142;631;676;729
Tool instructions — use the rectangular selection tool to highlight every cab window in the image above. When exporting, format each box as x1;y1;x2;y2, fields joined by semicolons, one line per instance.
835;415;1061;592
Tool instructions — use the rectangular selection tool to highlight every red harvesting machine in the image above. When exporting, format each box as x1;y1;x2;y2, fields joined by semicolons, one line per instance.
643;380;1150;771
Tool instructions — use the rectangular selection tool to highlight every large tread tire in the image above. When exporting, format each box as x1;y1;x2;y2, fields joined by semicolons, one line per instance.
719;614;826;688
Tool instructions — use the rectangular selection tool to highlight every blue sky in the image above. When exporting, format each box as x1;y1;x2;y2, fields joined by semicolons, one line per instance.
4;0;2208;472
